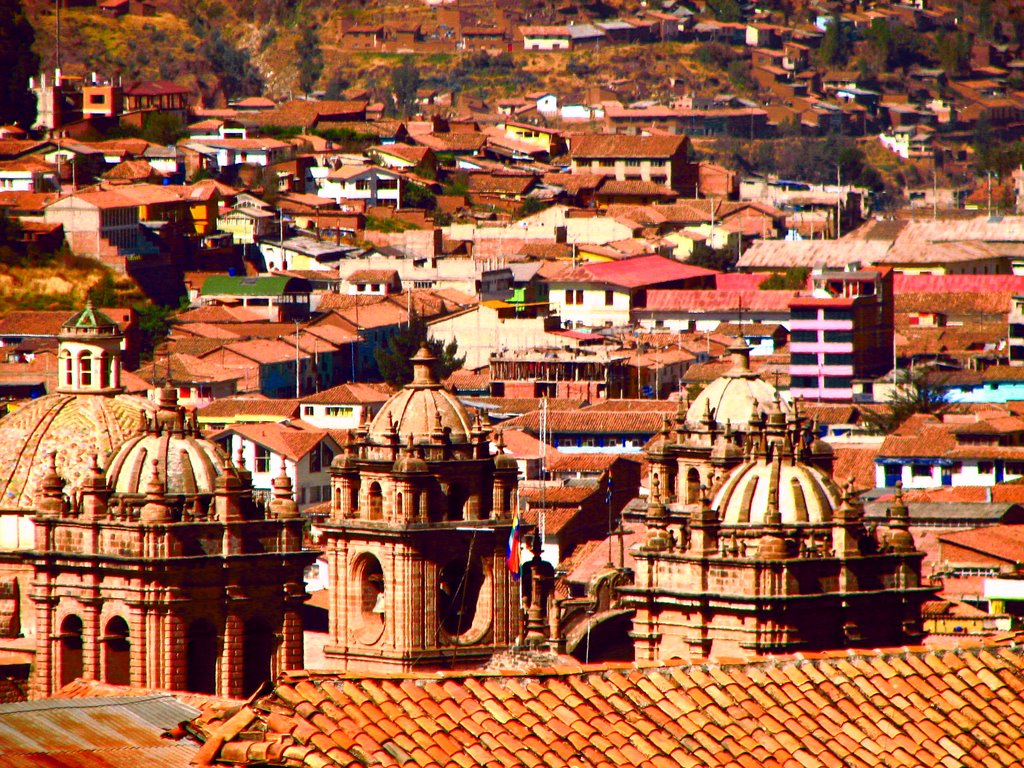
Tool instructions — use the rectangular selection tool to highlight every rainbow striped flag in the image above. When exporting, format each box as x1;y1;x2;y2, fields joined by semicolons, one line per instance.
506;506;522;580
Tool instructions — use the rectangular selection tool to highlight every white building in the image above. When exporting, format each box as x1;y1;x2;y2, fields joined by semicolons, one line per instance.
298;383;390;430
316;165;404;208
215;422;344;509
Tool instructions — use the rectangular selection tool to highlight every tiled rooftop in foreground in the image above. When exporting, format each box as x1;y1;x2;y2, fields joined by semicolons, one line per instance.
191;635;1024;768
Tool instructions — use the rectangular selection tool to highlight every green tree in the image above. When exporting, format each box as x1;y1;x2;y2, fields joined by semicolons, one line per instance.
403;182;437;211
936;30;971;78
133;302;175;362
978;0;994;41
706;0;741;23
374;313;464;388
759;267;809;290
0;0;39;128
324;69;350;100
390;57;421;119
864;368;952;435
820;12;850;67
140;111;185;146
295;24;324;95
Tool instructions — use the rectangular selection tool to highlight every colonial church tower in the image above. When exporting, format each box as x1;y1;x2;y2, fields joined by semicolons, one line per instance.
625;406;933;662
321;346;520;672
26;387;312;699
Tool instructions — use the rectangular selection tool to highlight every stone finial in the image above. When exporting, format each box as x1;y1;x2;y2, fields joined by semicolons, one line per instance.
37;452;64;517
79;453;108;520
269;468;299;519
643;475;671;552
886;481;915;553
140;459;172;523
410;343;438;387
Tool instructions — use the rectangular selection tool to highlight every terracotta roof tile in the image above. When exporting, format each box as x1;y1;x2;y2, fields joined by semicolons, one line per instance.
194;640;1024;768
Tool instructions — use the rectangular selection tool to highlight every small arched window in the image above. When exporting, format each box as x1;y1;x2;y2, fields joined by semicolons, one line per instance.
59;615;84;688
103;616;130;686
367;482;383;520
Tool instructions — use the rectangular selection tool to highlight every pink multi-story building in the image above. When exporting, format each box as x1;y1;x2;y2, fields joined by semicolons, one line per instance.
788;265;894;402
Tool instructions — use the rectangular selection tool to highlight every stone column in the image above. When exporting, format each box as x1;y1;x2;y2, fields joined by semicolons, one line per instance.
128;600;147;689
81;597;101;681
280;583;304;674
162;589;185;692
30;587;55;699
220;589;245;698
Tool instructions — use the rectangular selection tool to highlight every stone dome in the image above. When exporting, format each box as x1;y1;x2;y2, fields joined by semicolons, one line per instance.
367;345;472;446
104;386;228;496
0;392;156;510
713;444;842;526
686;346;789;428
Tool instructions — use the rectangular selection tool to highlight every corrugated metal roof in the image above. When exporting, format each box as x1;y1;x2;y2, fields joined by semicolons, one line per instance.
0;694;199;768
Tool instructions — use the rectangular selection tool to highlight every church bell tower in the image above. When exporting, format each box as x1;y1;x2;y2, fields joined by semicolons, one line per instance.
321;346;521;672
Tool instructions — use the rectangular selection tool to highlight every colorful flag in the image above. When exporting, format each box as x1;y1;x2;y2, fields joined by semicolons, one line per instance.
507;506;522;580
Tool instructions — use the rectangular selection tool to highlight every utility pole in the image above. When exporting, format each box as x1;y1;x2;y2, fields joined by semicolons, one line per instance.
835;164;842;239
294;319;301;398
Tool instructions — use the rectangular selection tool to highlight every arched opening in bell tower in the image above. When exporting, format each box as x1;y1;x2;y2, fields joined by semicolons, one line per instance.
102;616;131;686
438;556;484;636
242;616;276;696
186;619;218;694
58;615;84;688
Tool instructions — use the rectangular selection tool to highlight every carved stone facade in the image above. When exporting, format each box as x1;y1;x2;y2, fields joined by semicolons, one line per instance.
624;405;933;662
321;346;521;673
7;307;313;699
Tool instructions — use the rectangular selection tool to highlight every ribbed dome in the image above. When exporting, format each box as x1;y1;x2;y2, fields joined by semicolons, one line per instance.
367;345;472;445
713;447;842;526
105;387;227;495
686;346;789;427
0;392;156;510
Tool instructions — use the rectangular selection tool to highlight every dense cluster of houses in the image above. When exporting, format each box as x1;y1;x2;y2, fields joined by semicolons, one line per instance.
2;0;1024;666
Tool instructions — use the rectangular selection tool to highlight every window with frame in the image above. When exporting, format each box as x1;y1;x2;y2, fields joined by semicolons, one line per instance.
791;353;817;365
604;290;614;306
791;307;818;321
824;353;852;366
626;159;641;167
558;438;574;447
978;462;994;474
791;330;817;342
824;376;852;388
910;465;931;477
309;445;322;473
823;330;852;343
255;445;271;473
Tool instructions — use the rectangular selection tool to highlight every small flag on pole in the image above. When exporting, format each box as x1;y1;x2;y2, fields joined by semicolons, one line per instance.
507;499;522;580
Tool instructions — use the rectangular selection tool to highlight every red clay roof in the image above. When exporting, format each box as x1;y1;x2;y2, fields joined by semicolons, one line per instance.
644;289;799;312
570;133;687;159
191;638;1024;768
558;255;717;289
938;524;1024;564
198;397;300;420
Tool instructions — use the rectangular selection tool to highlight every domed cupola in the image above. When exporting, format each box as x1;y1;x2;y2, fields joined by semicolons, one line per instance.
712;408;842;527
686;346;789;428
365;345;474;457
104;385;228;496
0;304;158;510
